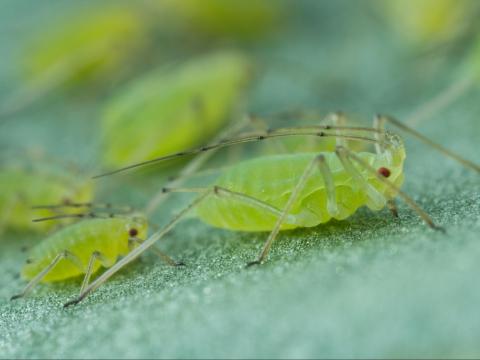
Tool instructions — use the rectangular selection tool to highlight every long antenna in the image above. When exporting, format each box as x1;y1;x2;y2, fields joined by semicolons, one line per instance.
93;126;384;179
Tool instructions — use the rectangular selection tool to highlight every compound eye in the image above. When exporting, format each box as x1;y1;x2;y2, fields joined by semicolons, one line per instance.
129;228;138;237
378;167;391;178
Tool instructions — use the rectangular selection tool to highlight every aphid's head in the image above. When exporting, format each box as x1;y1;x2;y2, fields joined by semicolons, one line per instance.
383;131;406;168
126;213;148;240
371;131;406;201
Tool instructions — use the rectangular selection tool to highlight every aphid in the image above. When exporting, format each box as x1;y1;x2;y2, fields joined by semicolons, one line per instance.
0;162;93;234
101;50;252;168
1;6;150;118
154;0;285;42
379;0;479;48
11;204;181;301
65;114;479;306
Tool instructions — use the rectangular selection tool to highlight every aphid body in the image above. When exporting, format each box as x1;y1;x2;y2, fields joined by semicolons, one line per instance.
24;7;148;89
22;214;148;282
196;132;405;231
0;166;93;233
101;51;252;168
380;0;477;47
156;0;284;41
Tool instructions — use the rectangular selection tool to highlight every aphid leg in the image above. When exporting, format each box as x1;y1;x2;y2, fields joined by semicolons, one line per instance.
317;155;342;217
64;186;292;306
146;114;256;215
328;112;348;148
128;237;184;267
379;115;480;173
335;147;387;209
80;251;110;295
64;192;212;307
342;147;445;232
11;250;84;300
373;114;386;155
247;155;323;267
387;199;399;218
212;186;285;218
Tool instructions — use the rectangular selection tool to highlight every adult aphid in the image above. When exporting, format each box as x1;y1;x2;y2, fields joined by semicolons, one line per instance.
154;0;285;42
101;50;252;168
0;161;93;234
11;203;182;301
0;6;150;119
66;115;480;305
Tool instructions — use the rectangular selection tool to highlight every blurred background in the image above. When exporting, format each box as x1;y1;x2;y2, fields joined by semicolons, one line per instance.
1;0;479;358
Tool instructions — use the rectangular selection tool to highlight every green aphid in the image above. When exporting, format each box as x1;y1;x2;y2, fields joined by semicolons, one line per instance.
0;165;93;234
0;6;151;118
11;207;182;301
156;0;284;41
23;6;149;89
379;0;478;48
101;51;252;168
21;214;148;283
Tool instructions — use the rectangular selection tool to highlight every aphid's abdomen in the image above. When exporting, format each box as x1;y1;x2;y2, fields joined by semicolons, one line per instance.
196;151;405;232
21;217;147;282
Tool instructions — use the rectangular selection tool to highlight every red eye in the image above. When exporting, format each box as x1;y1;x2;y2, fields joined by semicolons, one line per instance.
378;167;391;178
129;228;138;237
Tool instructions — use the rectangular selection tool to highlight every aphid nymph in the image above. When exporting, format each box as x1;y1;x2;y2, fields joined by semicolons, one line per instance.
11;203;181;302
101;50;252;168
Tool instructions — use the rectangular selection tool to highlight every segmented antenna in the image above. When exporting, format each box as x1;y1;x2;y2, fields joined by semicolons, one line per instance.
93;125;384;178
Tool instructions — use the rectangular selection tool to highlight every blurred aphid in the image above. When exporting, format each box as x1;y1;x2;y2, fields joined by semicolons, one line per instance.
1;6;150;118
0;161;93;234
380;0;478;48
101;51;252;168
155;0;284;42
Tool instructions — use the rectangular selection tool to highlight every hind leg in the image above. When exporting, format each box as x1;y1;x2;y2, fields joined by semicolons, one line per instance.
11;250;84;300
